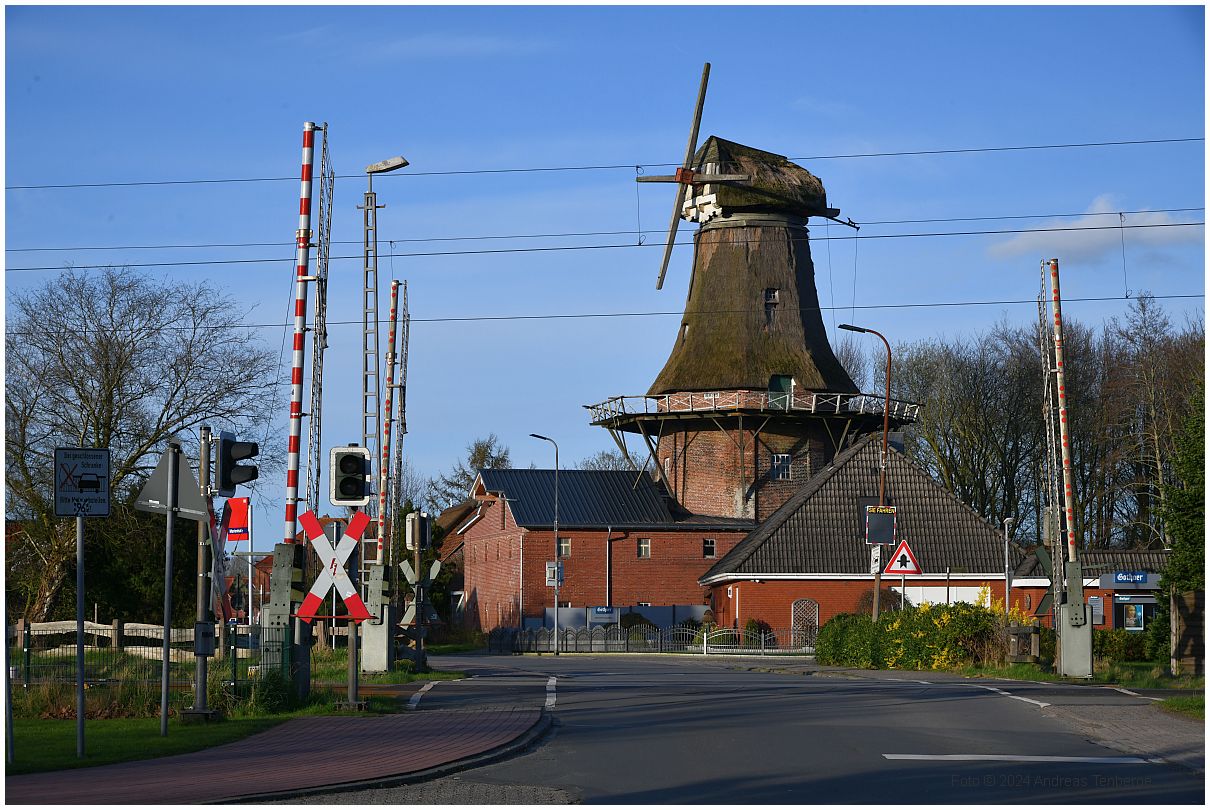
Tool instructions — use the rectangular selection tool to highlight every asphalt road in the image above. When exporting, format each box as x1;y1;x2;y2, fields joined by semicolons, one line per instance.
281;654;1204;804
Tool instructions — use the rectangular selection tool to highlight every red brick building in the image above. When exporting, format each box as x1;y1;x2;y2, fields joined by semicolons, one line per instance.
455;468;750;631
701;433;1017;631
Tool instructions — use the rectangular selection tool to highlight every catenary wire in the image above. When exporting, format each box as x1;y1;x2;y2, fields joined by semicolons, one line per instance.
4;137;1202;190
6;208;1203;254
4;221;1203;273
5;293;1203;339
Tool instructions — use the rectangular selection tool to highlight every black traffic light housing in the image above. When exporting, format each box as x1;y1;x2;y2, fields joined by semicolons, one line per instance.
330;445;371;507
215;430;259;497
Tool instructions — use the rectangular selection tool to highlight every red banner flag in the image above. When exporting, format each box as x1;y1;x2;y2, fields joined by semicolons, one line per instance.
225;497;250;541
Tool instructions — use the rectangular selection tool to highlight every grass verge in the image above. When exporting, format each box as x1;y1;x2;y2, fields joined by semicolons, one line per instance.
1158;694;1204;720
957;661;1204;690
7;715;286;775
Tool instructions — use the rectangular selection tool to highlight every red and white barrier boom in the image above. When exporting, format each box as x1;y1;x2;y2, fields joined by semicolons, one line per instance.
283;122;318;545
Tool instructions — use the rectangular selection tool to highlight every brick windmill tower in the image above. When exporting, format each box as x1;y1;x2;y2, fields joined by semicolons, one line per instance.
587;64;915;521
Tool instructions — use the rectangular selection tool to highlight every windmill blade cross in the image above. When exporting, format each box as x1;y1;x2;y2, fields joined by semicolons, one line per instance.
655;61;711;291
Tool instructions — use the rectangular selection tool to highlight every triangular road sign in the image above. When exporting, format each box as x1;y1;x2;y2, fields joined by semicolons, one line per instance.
135;448;209;522
884;539;922;576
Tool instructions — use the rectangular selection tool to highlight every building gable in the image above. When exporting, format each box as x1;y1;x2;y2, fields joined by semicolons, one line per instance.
702;433;1016;581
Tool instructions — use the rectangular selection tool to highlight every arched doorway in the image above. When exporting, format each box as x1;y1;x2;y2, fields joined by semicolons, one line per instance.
791;598;819;649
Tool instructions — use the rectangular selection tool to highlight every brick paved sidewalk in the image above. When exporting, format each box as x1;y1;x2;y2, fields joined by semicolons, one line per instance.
5;707;543;805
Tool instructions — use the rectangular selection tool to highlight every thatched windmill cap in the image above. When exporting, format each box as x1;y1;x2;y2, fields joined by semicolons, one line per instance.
692;137;831;219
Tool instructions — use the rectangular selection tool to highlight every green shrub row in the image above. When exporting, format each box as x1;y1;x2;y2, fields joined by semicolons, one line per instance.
816;602;1002;670
1092;628;1156;663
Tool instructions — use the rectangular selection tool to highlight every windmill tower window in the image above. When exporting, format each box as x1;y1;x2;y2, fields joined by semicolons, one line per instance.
764;288;780;330
681;323;689;341
771;453;792;481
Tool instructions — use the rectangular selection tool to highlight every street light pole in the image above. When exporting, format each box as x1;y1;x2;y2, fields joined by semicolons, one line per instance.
530;433;560;656
839;324;892;624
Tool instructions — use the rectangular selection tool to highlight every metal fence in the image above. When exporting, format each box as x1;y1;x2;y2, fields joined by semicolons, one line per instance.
7;623;291;695
488;625;817;655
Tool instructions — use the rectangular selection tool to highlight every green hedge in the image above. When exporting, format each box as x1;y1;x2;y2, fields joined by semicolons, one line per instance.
1092;628;1150;663
816;602;1002;670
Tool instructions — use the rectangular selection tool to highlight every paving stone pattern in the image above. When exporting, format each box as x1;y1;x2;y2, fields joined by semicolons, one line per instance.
4;708;541;805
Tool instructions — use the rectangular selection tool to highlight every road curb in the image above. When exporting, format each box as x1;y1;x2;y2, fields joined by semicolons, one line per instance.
209;711;555;804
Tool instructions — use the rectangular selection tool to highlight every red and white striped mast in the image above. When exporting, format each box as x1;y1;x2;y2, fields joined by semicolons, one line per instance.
284;121;319;545
377;280;403;562
1046;258;1079;563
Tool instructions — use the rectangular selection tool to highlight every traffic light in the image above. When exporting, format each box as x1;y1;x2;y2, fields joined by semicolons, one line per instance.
329;445;371;507
405;511;430;551
215;431;259;497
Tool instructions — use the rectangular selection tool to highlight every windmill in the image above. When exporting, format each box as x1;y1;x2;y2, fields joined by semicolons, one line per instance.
586;63;913;521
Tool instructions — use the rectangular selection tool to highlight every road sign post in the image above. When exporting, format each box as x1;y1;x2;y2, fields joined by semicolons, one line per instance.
54;447;110;760
134;444;211;737
160;444;179;737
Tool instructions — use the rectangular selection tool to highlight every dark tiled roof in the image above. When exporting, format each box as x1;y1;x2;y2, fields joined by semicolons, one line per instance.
476;468;752;531
701;433;1019;581
1014;548;1169;578
435;498;479;535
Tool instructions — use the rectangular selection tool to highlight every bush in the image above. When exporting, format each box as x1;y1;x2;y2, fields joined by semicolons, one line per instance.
854;588;913;615
816;613;879;668
743;618;774;648
1093;629;1149;664
619;612;657;630
1144;605;1171;663
817;602;1002;670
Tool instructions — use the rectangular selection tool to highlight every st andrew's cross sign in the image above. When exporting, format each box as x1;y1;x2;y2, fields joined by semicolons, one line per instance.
296;510;372;624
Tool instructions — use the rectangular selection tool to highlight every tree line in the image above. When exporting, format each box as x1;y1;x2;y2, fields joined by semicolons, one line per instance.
872;295;1203;550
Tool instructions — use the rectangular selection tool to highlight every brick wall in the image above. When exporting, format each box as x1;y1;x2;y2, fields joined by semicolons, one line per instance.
460;497;746;630
708;578;1012;629
656;419;838;520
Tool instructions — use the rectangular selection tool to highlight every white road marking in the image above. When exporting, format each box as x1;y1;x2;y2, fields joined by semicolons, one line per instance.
545;676;557;709
883;753;1150;764
1110;686;1163;701
408;681;437;710
975;684;1050;708
882;677;933;685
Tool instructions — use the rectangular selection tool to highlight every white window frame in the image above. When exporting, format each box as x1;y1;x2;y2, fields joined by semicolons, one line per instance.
703;537;716;559
558;535;571;558
637;538;651;559
772;453;792;481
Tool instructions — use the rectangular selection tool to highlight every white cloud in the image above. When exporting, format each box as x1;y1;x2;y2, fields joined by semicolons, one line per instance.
987;194;1204;263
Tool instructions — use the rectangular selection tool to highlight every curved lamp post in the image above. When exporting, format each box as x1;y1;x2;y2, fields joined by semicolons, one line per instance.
530;433;560;655
839;323;892;623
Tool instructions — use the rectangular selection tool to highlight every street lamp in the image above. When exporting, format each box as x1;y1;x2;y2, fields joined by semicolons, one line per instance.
839;323;892;623
363;154;408;571
530;433;560;656
1003;516;1015;621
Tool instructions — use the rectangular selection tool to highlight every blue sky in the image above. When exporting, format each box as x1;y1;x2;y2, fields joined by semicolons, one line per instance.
5;4;1205;546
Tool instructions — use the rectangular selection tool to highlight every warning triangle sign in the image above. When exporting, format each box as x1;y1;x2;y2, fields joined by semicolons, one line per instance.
883;539;922;575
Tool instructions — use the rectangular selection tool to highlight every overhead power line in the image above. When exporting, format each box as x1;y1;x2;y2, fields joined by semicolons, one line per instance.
4;293;1203;339
4;137;1202;191
5;221;1203;273
6;208;1203;254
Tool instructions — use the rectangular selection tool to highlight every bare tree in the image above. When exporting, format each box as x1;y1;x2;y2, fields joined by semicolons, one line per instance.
576;449;650;472
425;434;512;509
5;268;278;620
